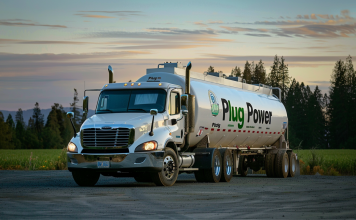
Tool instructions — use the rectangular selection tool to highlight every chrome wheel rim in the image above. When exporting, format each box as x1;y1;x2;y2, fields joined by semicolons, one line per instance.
214;155;221;176
226;156;232;176
284;156;289;173
163;155;175;180
292;157;296;173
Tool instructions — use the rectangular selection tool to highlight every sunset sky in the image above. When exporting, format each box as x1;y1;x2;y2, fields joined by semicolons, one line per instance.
0;0;355;111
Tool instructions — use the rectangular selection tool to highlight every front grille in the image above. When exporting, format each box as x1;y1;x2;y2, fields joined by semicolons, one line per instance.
81;148;129;154
82;128;130;147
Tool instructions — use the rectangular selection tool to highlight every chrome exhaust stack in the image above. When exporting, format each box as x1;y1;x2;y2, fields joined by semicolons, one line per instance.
108;65;114;83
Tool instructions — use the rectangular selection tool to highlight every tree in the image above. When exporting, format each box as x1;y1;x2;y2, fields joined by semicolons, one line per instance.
32;102;44;135
0;111;14;149
15;108;26;149
242;61;252;83
70;88;82;131
207;66;215;73
267;55;280;88
6;114;15;130
279;56;291;102
43;104;63;149
231;66;242;77
252;59;267;84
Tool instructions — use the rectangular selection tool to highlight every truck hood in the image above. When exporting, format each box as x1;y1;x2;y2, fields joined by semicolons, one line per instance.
81;113;165;136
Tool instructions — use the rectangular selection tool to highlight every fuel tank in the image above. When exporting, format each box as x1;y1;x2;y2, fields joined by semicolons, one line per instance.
137;63;288;148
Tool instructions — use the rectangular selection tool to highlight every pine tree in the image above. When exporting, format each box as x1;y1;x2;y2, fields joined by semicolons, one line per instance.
0;111;14;149
43;105;63;149
32;102;44;148
6;114;15;130
267;55;280;88
242;61;252;83
328;59;348;148
70;88;82;131
15;108;26;149
207;66;215;73
252;59;267;84
279;56;291;103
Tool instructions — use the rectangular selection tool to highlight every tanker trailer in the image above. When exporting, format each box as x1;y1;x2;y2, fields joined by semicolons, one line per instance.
65;62;298;187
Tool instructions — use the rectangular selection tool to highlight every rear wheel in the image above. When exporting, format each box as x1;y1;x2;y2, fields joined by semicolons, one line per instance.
204;149;222;182
220;149;233;182
275;150;289;178
288;152;297;177
151;148;178;186
238;155;248;177
72;171;100;186
265;153;276;178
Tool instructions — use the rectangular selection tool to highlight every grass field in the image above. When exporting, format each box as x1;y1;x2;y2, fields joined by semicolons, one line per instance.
0;149;355;175
294;149;356;176
0;149;67;170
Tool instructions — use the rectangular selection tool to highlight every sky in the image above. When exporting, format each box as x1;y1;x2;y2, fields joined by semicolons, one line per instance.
0;0;355;111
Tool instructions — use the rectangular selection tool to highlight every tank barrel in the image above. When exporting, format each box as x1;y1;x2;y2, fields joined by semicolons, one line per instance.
185;62;192;94
108;65;114;83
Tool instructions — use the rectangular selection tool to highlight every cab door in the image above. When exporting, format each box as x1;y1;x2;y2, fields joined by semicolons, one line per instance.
168;89;184;144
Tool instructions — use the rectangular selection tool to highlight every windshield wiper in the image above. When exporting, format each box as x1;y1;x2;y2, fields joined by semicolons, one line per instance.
128;108;148;112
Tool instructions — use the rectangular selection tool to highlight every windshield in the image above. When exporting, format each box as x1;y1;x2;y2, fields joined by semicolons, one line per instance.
96;89;167;114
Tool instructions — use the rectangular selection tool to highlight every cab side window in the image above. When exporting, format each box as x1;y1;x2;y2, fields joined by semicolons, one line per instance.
169;92;180;115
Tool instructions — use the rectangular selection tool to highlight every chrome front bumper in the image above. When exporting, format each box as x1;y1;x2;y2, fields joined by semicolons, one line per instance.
67;151;164;172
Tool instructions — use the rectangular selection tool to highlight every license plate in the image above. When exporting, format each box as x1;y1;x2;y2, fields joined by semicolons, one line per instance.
97;161;110;168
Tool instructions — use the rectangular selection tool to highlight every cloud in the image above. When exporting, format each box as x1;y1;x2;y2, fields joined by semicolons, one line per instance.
0;20;66;28
304;15;310;19
78;11;142;15
0;51;151;63
194;22;208;27
311;14;317;19
75;14;115;18
208;20;223;24
0;39;154;45
245;33;271;37
317;14;331;19
108;44;212;50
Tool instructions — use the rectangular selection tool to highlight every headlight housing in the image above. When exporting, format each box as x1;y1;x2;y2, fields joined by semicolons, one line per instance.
67;142;78;153
135;141;157;152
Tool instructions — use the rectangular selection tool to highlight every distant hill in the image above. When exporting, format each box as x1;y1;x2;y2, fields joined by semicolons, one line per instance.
0;108;95;125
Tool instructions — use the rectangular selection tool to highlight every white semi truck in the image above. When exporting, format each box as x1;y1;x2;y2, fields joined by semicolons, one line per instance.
66;62;298;186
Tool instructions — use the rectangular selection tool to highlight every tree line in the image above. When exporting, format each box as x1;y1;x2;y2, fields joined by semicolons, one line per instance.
207;55;356;149
0;55;355;149
0;89;83;149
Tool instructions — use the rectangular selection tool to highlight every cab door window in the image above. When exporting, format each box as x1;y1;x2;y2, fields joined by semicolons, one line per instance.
169;92;180;115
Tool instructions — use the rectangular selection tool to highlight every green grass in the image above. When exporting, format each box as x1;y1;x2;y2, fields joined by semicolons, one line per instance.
0;149;67;170
294;149;356;176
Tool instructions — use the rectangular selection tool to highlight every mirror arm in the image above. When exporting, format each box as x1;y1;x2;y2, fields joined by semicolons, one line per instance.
69;118;77;138
149;115;155;136
176;114;184;122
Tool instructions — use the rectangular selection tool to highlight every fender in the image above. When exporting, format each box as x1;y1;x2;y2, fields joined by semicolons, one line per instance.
192;148;217;169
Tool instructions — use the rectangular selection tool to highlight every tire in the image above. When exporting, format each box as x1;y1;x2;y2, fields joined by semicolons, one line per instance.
275;150;289;178
288;152;297;177
203;149;222;183
265;153;276;178
134;173;152;182
238;155;248;177
72;171;100;186
151;148;179;186
220;149;233;182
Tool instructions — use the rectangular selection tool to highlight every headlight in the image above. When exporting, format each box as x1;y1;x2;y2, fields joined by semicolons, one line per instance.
135;141;157;152
67;142;78;153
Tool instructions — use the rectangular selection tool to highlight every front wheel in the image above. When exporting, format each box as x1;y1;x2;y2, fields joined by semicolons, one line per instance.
151;148;178;186
72;171;100;186
238;155;248;177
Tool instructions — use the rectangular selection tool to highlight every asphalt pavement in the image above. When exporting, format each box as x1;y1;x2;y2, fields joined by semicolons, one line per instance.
0;171;355;219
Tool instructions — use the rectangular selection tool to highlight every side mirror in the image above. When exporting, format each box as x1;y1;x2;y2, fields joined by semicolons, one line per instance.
150;109;158;116
83;96;89;114
181;94;188;112
66;112;74;119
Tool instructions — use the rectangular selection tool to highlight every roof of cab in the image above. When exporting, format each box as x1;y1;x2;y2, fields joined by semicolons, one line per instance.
101;82;181;90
